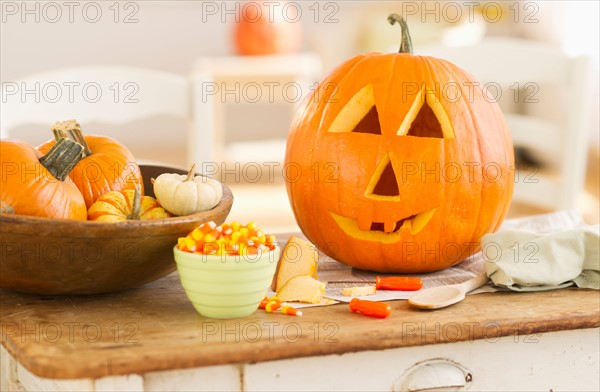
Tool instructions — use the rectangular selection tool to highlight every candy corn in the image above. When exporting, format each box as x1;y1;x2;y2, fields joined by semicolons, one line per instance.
177;221;277;256
257;296;302;316
265;298;282;313
258;296;269;309
281;305;302;317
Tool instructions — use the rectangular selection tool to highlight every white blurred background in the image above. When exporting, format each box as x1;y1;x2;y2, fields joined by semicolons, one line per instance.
1;1;598;228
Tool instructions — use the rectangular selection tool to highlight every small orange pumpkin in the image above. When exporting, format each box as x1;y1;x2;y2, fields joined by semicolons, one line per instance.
234;1;302;55
88;185;170;222
0;138;87;220
285;15;514;273
0;200;14;214
38;120;143;208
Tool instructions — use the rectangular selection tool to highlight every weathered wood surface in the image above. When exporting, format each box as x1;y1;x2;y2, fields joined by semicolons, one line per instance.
1;271;598;379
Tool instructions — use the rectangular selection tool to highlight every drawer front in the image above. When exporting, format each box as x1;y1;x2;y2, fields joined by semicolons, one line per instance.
5;328;598;391
243;328;600;391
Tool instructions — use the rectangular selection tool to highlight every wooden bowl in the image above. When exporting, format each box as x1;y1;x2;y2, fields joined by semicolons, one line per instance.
0;164;234;295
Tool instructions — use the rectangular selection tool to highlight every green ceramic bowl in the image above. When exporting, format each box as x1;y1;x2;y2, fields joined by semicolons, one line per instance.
173;246;280;319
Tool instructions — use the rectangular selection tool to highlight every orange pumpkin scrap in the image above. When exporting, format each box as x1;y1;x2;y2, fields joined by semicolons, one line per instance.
0;138;87;220
284;15;514;273
87;185;170;222
234;1;302;55
38;120;144;208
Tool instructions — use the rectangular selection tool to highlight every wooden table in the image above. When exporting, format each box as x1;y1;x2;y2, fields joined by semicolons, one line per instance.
1;259;599;391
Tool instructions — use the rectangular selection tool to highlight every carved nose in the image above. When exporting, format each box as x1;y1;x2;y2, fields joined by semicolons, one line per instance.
365;153;400;200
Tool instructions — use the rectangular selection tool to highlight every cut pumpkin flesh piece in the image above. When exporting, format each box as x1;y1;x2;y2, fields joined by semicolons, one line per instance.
272;236;318;291
276;275;326;304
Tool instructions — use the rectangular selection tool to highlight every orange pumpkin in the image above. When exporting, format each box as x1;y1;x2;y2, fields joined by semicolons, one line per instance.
0;200;14;214
38;120;143;208
87;185;170;222
234;1;302;55
0;138;87;220
285;15;514;273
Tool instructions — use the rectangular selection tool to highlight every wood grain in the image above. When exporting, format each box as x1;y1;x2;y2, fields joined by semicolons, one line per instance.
1;267;598;379
0;164;233;295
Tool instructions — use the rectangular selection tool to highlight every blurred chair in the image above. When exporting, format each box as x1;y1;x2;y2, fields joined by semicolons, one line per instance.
1;66;190;164
190;53;322;166
421;38;593;210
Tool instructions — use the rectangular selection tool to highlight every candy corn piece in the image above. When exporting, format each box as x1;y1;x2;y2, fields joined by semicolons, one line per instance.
265;298;282;313
281;305;302;317
258;296;269;310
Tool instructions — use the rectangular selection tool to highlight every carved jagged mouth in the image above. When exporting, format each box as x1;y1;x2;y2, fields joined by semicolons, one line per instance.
330;208;437;244
369;215;416;233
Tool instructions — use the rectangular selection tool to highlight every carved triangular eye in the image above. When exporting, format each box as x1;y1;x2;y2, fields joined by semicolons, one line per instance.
328;84;381;135
407;101;444;138
398;87;454;139
353;106;382;135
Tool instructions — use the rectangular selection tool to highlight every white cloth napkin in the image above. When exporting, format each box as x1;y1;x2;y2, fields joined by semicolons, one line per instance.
481;225;600;291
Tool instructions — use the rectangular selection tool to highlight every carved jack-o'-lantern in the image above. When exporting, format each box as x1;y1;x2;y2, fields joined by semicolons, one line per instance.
285;15;514;273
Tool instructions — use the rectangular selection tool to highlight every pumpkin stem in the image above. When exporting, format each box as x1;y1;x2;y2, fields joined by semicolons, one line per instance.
39;138;85;182
184;164;197;182
51;120;93;157
388;14;413;54
1;200;14;215
127;184;142;220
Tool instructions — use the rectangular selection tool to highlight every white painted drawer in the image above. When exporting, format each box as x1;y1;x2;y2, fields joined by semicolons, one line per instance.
4;328;598;391
243;328;600;391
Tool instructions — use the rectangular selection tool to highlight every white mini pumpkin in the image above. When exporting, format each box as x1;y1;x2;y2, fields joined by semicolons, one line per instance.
153;164;223;216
